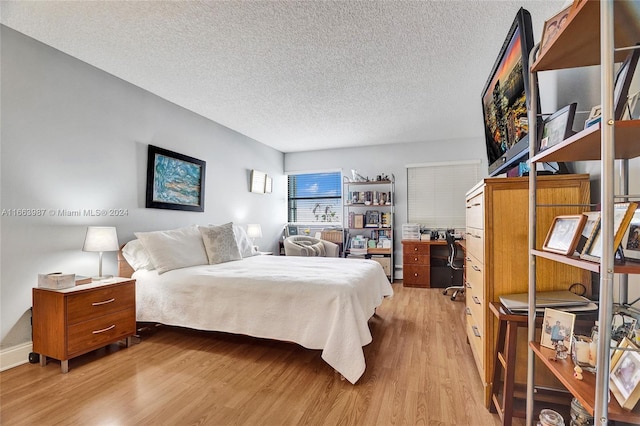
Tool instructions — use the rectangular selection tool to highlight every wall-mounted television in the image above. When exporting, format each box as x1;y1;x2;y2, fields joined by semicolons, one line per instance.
481;8;539;176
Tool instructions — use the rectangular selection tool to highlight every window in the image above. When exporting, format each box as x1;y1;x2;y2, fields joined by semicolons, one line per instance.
288;171;342;223
407;160;481;229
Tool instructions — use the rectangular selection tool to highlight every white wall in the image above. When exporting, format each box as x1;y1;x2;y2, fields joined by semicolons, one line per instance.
0;26;286;349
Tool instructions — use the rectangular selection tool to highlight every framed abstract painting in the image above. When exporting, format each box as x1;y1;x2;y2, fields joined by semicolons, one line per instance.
146;145;206;212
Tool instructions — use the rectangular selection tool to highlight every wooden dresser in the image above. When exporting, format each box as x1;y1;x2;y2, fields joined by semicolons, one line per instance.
32;277;136;373
464;174;591;407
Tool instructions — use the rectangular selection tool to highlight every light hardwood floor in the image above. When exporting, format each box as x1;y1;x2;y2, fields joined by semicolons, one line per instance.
0;284;518;426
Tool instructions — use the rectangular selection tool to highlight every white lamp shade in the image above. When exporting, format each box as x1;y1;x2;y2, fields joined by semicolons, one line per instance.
82;226;119;252
246;224;263;239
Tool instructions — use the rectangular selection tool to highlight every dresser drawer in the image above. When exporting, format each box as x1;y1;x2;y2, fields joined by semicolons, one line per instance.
403;265;431;287
466;192;484;229
67;309;136;357
66;282;135;325
466;293;484;337
465;254;484;294
465;228;484;263
466;313;484;371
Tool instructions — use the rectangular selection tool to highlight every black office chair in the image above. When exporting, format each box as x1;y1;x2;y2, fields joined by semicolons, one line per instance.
442;231;465;300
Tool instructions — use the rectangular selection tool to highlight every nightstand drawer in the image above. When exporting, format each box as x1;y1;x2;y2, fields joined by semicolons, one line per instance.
67;282;135;325
67;309;136;356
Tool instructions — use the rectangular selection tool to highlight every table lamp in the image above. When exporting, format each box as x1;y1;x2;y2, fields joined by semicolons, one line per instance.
83;226;119;280
246;224;262;251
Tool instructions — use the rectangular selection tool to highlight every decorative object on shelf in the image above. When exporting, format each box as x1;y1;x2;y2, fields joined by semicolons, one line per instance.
542;214;586;255
571;335;592;368
623;91;640;120
609;337;640;410
246;224;262;251
581;202;639;262
622;208;640;262
573;365;584;380
146;145;206;212
82;226;119;280
264;176;273;194
575;211;600;255
614;46;640;120
540;5;572;55
541;307;576;352
250;169;266;194
537;408;565;426
539;103;577;151
583;104;602;129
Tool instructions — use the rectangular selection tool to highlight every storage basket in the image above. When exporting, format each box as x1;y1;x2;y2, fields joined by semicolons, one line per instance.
402;223;420;240
321;230;344;243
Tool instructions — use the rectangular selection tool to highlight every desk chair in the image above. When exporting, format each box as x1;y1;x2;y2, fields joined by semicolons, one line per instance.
442;231;465;300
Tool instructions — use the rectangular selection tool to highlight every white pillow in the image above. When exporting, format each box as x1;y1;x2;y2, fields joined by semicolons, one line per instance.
199;223;242;264
135;225;208;274
121;239;155;271
233;224;257;258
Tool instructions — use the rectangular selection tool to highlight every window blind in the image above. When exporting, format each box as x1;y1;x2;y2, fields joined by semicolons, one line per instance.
287;171;342;223
407;160;481;229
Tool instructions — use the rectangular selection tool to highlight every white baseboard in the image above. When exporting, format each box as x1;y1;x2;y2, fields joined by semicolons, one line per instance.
0;341;33;371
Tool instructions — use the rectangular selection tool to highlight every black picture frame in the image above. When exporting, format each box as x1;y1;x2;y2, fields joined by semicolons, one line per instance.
146;145;206;212
539;103;577;152
615;47;640;120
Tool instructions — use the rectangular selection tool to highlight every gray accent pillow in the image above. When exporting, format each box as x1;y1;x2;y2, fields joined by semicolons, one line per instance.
199;223;242;264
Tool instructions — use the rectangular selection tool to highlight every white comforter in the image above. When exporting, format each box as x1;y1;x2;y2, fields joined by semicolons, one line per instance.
133;255;393;384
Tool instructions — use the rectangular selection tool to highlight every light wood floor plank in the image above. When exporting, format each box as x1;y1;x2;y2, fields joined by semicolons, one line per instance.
0;284;523;426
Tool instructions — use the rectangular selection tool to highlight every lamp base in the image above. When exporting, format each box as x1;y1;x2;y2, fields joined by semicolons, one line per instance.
91;275;114;282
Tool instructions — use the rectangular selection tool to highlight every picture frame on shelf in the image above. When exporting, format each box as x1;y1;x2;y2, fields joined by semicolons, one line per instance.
539;103;577;152
575;211;600;255
610;338;640;410
542;214;586;255
622;209;640;262
541;307;576;352
623;91;640;121
614;47;640;120
145;144;206;212
540;5;572;55
580;203;639;262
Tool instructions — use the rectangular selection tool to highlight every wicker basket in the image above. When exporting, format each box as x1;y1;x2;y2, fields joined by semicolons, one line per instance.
321;230;343;243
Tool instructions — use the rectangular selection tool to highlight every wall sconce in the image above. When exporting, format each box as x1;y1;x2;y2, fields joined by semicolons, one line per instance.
82;226;119;280
246;224;263;250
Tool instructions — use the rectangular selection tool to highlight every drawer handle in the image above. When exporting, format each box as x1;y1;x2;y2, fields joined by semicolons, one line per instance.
465;307;471;315
472;296;481;305
472;326;481;338
414;273;419;277
92;298;115;306
466;282;472;289
414;257;419;261
414;247;418;251
473;234;481;239
472;265;481;272
466;256;472;261
92;324;115;334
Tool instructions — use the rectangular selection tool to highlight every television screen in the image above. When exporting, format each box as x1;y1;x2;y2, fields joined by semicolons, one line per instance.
482;8;538;176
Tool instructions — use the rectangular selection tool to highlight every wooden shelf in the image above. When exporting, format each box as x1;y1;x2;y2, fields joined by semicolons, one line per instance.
532;0;640;72
532;249;640;274
530;342;640;424
344;180;393;186
530;120;640;164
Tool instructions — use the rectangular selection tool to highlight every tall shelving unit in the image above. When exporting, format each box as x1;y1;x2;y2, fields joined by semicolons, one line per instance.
526;1;640;425
343;179;395;282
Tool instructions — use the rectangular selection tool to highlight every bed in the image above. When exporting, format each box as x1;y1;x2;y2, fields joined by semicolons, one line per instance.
117;224;393;384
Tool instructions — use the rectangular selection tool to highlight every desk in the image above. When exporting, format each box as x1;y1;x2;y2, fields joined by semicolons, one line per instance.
401;239;464;288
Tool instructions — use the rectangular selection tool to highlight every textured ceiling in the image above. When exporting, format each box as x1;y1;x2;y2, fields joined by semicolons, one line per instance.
0;0;568;153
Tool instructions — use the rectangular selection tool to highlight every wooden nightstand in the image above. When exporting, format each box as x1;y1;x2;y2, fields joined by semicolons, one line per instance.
32;277;136;373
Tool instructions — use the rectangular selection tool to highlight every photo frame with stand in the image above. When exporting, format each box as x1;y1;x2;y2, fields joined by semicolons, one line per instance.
615;47;640;120
622;209;640;262
542;214;586;255
575;211;600;255
541;307;576;352
580;203;639;262
539;103;577;152
540;5;572;55
610;338;640;410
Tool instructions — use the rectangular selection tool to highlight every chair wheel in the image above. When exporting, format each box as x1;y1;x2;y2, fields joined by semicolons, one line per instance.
451;295;456;301
442;290;448;295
